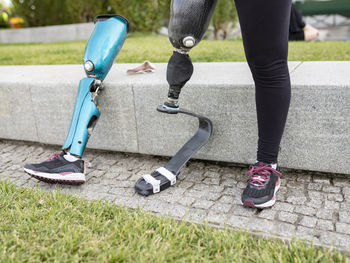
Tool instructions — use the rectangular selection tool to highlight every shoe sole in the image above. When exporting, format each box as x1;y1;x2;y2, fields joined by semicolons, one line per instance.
242;178;280;209
24;168;85;185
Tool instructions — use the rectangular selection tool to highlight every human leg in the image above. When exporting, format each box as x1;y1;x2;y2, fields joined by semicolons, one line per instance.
234;0;292;208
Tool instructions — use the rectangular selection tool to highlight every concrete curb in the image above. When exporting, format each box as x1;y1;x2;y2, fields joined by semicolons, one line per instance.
0;62;349;174
0;23;94;43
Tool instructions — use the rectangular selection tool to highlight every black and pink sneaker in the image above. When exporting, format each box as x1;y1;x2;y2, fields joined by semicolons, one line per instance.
241;162;282;209
24;152;85;185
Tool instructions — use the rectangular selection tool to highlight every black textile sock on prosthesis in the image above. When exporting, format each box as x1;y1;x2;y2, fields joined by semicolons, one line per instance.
165;51;194;108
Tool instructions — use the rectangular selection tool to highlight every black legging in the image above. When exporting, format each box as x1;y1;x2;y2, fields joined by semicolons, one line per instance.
235;0;292;163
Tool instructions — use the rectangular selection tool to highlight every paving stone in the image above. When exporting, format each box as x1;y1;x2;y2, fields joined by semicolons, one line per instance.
271;202;294;212
306;198;324;209
324;200;340;210
299;216;317;228
246;218;277;234
184;209;208;223
320;232;350;249
258;209;276;220
313;176;331;185
204;192;222;202
327;193;344;202
185;189;206;199
162;204;188;219
333;178;350;187
287;181;305;189
211;202;232;213
286;194;307;205
223;187;242;196
296;226;318;242
87;170;106;178
335;223;350;235
316;209;334;220
108;187;126;196
203;177;220;185
296;175;311;182
278;211;298;224
221;178;237;187
294;206;316;216
192;183;210;192
339;211;350;224
206;211;228;225
228;215;250;229
231;205;256;217
164;187;186;196
236;181;247;189
177;181;194;189
307;182;323;191
344;189;350;202
316;219;334;231
340;202;350;210
218;195;233;204
185;171;205;182
193;200;215;210
271;222;296;238
176;196;196;207
322;186;341;194
208;185;225;193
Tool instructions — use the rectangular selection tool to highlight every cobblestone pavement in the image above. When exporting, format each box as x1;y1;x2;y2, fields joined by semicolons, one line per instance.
1;139;350;251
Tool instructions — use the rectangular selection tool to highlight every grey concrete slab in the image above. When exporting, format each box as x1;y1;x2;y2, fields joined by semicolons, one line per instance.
88;83;138;153
0;61;349;175
0;64;138;153
0;23;94;43
0;82;38;141
133;62;303;165
291;61;350;86
280;61;350;174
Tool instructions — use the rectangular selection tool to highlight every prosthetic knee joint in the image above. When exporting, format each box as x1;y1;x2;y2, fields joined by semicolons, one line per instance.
62;15;129;157
165;0;217;108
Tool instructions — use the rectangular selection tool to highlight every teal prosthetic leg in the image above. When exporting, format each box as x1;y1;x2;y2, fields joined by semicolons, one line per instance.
62;15;129;157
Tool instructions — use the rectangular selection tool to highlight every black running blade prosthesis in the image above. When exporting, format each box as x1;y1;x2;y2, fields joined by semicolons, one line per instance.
134;104;213;196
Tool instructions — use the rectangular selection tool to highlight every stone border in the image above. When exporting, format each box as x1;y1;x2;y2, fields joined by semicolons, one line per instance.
0;23;94;43
0;61;349;174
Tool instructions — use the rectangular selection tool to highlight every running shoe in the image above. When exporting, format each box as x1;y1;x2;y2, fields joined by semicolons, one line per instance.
24;152;85;185
241;162;282;209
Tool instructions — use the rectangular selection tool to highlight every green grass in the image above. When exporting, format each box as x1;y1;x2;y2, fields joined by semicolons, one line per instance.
0;33;349;65
0;181;348;263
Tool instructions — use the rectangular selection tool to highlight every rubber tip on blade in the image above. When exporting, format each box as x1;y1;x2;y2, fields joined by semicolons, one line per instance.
157;104;180;114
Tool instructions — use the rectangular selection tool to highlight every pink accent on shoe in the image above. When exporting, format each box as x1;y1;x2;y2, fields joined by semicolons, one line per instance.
246;163;282;187
243;200;256;208
47;153;61;161
59;172;73;176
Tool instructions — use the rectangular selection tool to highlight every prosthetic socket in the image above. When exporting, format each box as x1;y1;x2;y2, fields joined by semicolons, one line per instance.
62;15;129;157
166;0;217;107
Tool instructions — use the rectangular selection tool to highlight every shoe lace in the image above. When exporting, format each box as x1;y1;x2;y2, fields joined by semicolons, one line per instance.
246;163;281;187
47;153;61;161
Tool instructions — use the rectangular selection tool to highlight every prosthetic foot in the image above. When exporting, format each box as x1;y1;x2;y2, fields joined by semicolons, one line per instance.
135;0;217;196
24;15;129;184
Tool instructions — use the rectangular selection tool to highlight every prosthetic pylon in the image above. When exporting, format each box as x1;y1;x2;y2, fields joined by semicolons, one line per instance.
62;15;129;157
135;0;217;196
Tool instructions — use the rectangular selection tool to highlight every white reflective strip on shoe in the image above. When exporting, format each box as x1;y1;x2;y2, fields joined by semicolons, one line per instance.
24;168;86;182
156;167;176;185
142;174;160;193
